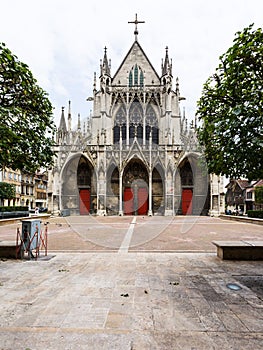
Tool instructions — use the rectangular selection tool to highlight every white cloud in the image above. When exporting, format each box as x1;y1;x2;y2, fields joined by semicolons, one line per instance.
1;0;262;126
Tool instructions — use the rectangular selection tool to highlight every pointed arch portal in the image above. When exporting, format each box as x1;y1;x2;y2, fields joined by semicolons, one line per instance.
106;165;119;215
123;159;149;215
152;166;165;214
179;159;193;215
77;156;95;215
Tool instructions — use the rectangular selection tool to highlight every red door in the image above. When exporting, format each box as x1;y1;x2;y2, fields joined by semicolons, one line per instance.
182;189;193;215
138;188;148;215
79;189;90;215
124;187;134;215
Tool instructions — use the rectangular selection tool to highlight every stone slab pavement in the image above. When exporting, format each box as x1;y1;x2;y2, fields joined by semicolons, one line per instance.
0;252;263;349
0;215;262;252
0;216;262;349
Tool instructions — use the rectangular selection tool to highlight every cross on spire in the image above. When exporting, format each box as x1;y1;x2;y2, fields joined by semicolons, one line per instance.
128;13;145;40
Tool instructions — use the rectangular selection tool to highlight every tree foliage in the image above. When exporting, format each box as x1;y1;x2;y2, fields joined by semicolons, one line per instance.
0;182;15;200
197;24;263;181
255;186;263;204
0;43;56;172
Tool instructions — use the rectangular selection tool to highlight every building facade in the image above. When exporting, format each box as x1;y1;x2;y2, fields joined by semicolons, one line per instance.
48;20;224;216
0;168;48;210
35;172;48;210
226;179;263;213
0;168;21;206
20;173;35;209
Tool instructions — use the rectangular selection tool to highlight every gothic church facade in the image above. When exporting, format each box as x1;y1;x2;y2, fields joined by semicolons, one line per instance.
48;18;224;216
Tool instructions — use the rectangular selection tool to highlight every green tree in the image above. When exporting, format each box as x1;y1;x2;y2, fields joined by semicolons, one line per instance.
197;24;263;181
255;186;263;205
0;43;56;173
0;182;15;203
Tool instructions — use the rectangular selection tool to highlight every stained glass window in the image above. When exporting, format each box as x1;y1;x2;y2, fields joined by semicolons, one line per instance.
128;65;144;87
146;105;159;144
129;71;133;87
134;65;138;85
140;71;144;87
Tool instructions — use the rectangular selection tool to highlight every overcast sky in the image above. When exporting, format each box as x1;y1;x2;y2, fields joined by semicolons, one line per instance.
1;0;262;127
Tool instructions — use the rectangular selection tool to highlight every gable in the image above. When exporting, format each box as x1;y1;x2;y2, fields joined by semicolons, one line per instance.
112;41;160;86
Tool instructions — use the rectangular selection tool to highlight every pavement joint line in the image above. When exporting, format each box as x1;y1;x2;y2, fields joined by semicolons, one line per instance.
0;326;260;334
118;217;137;253
46;250;215;254
0;326;130;334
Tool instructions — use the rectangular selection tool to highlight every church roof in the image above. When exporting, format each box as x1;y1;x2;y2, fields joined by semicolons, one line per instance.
112;40;160;84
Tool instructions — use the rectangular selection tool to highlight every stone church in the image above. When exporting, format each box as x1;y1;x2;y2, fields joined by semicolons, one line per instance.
48;16;225;216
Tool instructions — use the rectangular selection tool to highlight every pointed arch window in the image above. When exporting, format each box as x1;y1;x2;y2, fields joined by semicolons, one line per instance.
113;125;120;143
134;65;138;85
128;65;144;87
129;71;133;87
140;71;144;87
129;102;143;125
115;105;126;125
146;105;159;144
113;105;126;144
146;105;158;127
129;101;143;143
77;157;91;187
180;160;193;186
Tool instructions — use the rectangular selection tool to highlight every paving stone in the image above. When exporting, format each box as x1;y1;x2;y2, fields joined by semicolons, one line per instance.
0;216;263;349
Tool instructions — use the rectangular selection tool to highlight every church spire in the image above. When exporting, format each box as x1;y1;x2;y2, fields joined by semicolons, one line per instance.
162;46;172;76
68;100;72;131
100;47;111;77
57;106;67;143
176;77;180;94
77;113;81;131
93;72;97;92
58;106;67;132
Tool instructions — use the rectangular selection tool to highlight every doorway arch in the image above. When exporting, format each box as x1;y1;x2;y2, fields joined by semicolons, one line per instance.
152;165;165;214
77;156;96;215
123;159;149;215
179;158;193;215
106;164;119;215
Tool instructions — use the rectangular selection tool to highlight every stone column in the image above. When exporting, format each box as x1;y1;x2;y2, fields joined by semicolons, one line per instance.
119;172;123;216
148;171;153;216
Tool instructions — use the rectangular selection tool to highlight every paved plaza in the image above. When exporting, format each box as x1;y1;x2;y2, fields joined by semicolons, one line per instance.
0;216;262;349
1;215;262;252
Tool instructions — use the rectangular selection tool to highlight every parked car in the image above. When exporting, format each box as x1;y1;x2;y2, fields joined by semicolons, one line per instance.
225;209;232;215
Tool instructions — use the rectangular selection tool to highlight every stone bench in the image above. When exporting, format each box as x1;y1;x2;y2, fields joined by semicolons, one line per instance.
0;241;20;259
212;241;263;260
